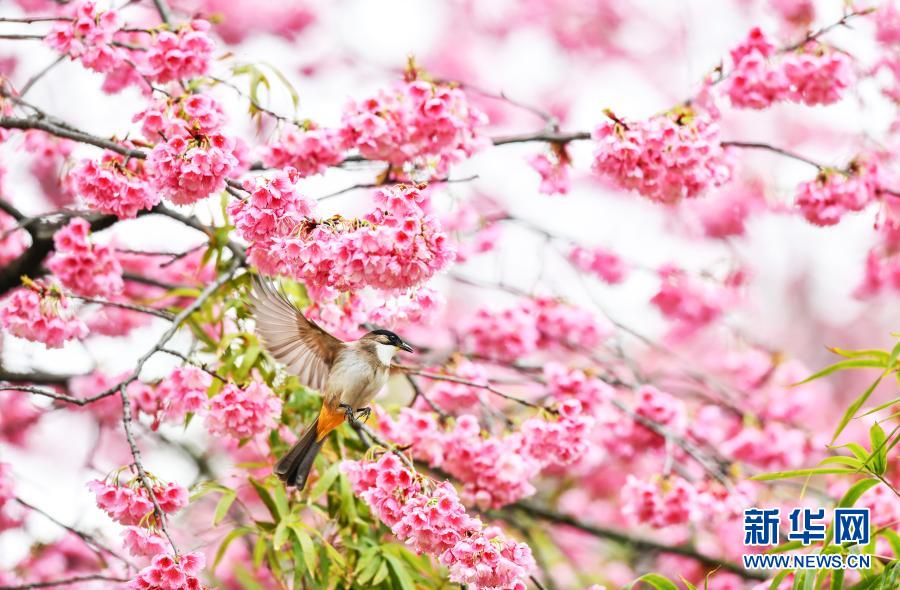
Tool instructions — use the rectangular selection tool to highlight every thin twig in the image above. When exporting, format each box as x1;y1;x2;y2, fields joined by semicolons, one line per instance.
70;295;175;320
151;0;174;24
398;366;550;412
0;575;130;590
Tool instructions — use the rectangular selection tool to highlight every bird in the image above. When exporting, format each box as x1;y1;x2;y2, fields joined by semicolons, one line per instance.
248;277;414;489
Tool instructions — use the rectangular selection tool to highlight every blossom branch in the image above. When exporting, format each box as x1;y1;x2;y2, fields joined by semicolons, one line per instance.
0;575;131;590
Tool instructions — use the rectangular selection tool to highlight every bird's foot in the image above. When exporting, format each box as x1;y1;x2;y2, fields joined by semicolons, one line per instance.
356;406;372;423
339;403;362;428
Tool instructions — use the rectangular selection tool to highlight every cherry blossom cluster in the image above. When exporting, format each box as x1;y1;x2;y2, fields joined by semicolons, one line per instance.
142;21;215;84
68;152;158;219
378;402;594;509
46;217;123;297
128;551;206;590
650;264;730;338
0;393;43;447
146;133;238;206
0;462;24;532
132;366;213;429
726;28;853;109
228;167;313;246
339;79;489;179
88;474;188;526
421;359;489;413
122;526;168;558
543;363;615;415
591;108;732;203
527;147;571;195
462;297;610;362
794;161;880;226
206;381;282;439
134;94;227;140
257;185;454;301
44;0;124;74
568;245;627;284
621;476;755;529
0;283;88;348
261;124;345;177
341;453;535;589
600;385;687;458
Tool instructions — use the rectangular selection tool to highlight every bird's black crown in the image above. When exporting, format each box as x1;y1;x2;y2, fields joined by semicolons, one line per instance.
368;329;404;346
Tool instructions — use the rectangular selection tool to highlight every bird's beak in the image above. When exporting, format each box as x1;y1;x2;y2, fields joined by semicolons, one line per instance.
398;342;414;353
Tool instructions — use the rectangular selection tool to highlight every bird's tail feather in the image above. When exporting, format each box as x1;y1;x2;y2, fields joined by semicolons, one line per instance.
274;417;324;489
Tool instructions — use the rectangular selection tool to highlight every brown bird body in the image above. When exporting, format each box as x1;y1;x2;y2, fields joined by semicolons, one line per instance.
249;278;412;488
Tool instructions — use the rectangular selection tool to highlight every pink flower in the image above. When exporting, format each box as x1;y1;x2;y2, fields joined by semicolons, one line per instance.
128;551;205;590
206;382;282;439
569;245;627;284
339;79;488;179
228;167;313;244
147;133;239;205
0;284;88;349
154;366;212;423
122;526;167;558
259;185;454;301
782;44;853;106
527;148;571;195
592;108;732;203
342;453;534;589
261;125;345;177
795;161;879;226
0;393;43;446
0;209;28;267
141;20;214;84
770;0;815;29
46;218;123;297
621;475;699;528
68;154;158;219
0;462;24;532
88;475;187;526
650;264;728;337
45;1;126;74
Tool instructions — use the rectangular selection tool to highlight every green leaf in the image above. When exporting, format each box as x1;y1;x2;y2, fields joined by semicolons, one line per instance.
213;490;236;525
794;359;885;387
309;462;340;500
233;564;266;590
383;553;416;590
290;524;317;576
838;479;879;508
249;478;279;520
769;570;793;590
261;61;300;111
869;423;888;475
818;456;863;469
213;527;251;569
831;374;885;444
832;442;871;462
252;535;266;569
679;576;698;590
751;467;857;481
272;482;289;519
827;348;889;362
372;560;390;585
631;573;679;590
857;397;900;418
273;520;289;549
768;540;804;554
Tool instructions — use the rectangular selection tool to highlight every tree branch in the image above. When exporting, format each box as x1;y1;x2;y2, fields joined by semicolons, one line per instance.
0;575;130;590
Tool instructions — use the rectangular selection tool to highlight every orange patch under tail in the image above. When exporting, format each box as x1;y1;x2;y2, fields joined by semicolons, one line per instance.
315;403;346;441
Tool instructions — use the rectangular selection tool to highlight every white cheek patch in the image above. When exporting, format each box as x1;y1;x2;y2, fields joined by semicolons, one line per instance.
374;342;396;366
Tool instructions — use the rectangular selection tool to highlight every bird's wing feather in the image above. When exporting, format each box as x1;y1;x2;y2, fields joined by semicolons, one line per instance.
249;277;344;391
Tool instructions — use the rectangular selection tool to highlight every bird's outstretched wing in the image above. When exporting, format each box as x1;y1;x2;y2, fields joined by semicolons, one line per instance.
249;276;344;391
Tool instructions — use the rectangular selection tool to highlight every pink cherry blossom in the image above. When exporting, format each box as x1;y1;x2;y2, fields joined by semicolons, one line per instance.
592;108;732;203
795;161;880;226
527;148;571;195
206;382;282;439
569;245;628;284
155;366;213;423
261;125;345;177
88;475;187;526
44;1;125;74
128;551;205;590
339;78;488;179
122;526;168;558
0;392;43;446
141;20;214;84
46;217;123;297
782;44;854;106
228;167;313;244
342;453;534;589
0;209;28;267
0;462;24;532
0;284;88;348
650;264;728;337
68;154;159;219
146;133;239;205
621;475;699;528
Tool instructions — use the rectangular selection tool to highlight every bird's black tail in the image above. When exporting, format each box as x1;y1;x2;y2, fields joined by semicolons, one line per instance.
274;418;324;489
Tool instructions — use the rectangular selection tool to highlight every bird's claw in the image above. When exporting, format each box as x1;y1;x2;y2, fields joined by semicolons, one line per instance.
338;403;370;427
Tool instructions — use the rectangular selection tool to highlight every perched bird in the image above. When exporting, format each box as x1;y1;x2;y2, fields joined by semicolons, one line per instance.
249;277;413;489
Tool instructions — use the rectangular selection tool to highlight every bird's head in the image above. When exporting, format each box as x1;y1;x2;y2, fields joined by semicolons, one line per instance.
362;329;414;365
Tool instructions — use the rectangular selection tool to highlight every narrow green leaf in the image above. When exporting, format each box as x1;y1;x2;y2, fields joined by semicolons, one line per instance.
828;348;889;362
769;570;792;590
252;535;266;569
869;423;887;475
249;478;279;520
290;524;317;575
272;482;289;519
273;520;289;549
213;527;251;569
831;442;871;462
751;467;857;481
372;560;390;585
794;359;885;387
831;374;885;444
679;576;698;590
767;540;804;554
233;564;266;590
878;528;900;557
839;479;879;508
818;456;863;469
383;553;416;590
213;491;236;525
631;573;679;590
309;462;340;500
857;397;900;418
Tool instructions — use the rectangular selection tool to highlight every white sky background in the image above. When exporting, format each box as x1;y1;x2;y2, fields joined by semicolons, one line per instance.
1;0;899;569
